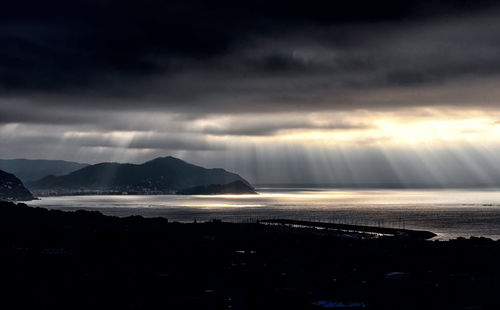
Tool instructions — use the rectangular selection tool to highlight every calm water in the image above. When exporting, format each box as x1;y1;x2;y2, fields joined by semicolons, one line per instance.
28;188;500;240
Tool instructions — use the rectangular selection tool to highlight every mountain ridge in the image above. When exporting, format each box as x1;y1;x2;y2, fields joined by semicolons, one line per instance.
0;159;89;182
29;156;252;195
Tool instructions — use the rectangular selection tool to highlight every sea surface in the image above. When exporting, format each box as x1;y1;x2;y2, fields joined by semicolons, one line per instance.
28;188;500;240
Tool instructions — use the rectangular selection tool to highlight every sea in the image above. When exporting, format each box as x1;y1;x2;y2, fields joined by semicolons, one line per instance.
28;188;500;240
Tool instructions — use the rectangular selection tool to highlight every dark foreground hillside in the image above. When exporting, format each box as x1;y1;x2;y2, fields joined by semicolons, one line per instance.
1;201;500;309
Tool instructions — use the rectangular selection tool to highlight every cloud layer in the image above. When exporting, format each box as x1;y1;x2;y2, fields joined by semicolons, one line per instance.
3;1;500;185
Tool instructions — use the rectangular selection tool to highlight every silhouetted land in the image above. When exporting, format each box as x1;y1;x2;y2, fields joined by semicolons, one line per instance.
259;219;436;240
29;156;251;196
0;170;34;201
1;201;500;309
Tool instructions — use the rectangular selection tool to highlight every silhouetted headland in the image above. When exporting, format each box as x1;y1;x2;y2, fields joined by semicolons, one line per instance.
1;201;500;309
29;156;253;196
0;169;34;201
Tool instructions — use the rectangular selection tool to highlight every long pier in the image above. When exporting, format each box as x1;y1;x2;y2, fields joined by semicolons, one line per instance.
259;219;437;240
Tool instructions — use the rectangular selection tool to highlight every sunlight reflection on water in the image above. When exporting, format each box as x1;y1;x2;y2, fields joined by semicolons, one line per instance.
28;188;500;240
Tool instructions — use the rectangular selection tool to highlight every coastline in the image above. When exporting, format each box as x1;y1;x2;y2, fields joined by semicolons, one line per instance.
27;191;500;241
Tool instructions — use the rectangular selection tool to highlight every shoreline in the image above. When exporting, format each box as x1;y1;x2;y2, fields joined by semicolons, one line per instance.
28;194;500;241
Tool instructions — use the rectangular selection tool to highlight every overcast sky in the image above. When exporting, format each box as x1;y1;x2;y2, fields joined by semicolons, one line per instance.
3;0;500;186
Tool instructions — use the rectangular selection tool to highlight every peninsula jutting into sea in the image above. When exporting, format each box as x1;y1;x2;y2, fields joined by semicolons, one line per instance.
24;156;256;196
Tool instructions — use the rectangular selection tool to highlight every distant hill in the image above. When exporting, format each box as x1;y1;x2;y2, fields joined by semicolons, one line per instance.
176;180;257;195
0;170;34;201
30;156;251;195
0;159;88;182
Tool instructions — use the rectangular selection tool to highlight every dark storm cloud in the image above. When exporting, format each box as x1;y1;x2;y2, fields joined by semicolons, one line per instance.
6;0;500;178
202;118;369;136
1;0;500;97
0;127;224;152
0;100;104;124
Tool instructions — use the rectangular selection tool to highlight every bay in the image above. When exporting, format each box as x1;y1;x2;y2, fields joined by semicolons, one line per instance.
28;188;500;240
